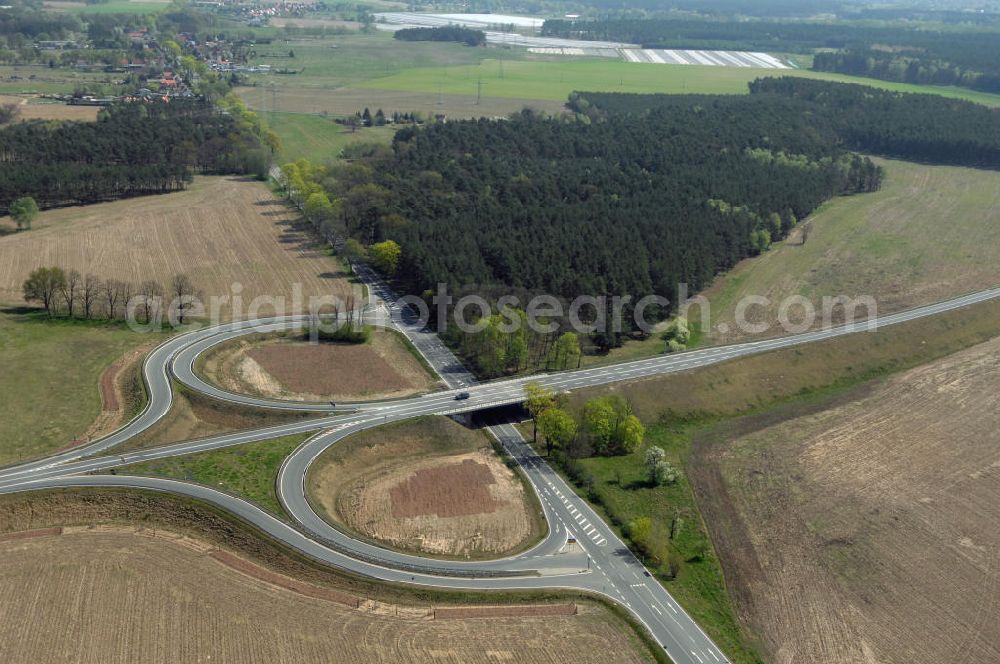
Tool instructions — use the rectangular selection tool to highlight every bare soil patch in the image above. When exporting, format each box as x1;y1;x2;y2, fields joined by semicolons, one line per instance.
308;417;546;559
690;337;1000;664
0;176;354;319
391;457;502;518
203;328;441;401
0;526;646;664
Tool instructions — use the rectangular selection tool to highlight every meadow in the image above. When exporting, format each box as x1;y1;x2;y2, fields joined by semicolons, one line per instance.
0;309;165;465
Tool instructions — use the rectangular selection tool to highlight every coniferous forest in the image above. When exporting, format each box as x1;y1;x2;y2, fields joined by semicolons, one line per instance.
332;83;886;328
322;78;1000;348
0;100;271;212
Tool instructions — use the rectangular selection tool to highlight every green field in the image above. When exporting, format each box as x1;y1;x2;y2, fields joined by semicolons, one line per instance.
48;0;171;14
703;158;1000;343
0;65;120;95
123;433;310;516
357;57;1000;106
0;308;165;466
247;32;500;91
264;111;396;163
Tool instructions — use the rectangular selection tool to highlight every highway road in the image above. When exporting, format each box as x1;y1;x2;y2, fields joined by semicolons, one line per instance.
2;281;999;664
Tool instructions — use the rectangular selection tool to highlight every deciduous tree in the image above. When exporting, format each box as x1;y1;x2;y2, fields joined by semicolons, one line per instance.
369;239;401;275
10;196;39;231
537;407;576;455
524;382;555;443
22;266;66;316
170;273;197;325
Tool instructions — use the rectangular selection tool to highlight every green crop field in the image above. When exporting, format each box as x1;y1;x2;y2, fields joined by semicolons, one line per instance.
45;0;171;14
356;57;1000;106
0;65;119;95
246;32;502;92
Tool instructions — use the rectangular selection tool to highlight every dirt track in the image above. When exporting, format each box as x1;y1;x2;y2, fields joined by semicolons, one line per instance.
691;337;1000;664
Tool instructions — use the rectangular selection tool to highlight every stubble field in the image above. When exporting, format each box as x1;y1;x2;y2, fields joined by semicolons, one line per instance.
0;529;648;664
692;336;1000;663
0;177;354;318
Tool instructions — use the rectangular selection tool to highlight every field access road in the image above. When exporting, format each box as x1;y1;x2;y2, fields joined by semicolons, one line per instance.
2;286;999;664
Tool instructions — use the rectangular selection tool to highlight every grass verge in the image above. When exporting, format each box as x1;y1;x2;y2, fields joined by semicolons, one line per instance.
119;382;316;452
120;433;310;516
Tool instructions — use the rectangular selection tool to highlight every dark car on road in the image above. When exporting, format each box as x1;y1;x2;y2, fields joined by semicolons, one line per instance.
454;392;471;400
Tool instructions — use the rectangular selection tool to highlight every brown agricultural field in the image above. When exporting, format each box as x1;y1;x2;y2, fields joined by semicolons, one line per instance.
307;417;547;559
0;94;99;121
200;328;441;401
0;529;649;664
0;177;355;319
690;336;1000;664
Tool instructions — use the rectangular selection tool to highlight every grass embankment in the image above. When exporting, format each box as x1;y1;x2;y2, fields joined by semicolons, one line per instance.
120;382;316;452
0;308;165;466
537;297;1000;663
307;416;548;561
122;433;310;516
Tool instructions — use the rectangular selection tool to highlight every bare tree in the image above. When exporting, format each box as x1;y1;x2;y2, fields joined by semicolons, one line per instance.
800;224;810;246
119;281;134;321
81;274;100;320
103;280;122;320
138;280;163;325
60;269;81;318
169;273;196;324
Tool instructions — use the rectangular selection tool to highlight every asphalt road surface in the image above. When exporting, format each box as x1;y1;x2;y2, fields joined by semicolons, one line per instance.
2;281;999;664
